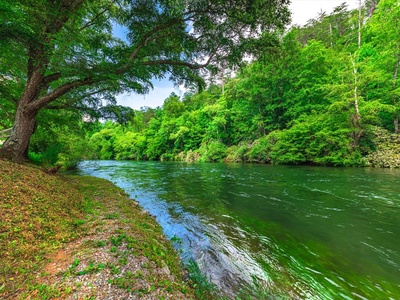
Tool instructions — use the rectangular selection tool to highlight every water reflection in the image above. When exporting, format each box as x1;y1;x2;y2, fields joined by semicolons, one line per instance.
77;161;400;299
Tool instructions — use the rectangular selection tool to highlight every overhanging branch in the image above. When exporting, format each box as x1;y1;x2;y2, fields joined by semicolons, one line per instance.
0;128;12;138
116;15;194;75
141;60;208;69
26;77;95;112
80;0;117;31
44;87;110;111
140;50;217;70
45;103;96;111
43;72;62;85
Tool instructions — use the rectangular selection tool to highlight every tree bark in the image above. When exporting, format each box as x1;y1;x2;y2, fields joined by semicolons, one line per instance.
0;47;46;161
350;53;362;145
393;56;399;133
0;106;38;162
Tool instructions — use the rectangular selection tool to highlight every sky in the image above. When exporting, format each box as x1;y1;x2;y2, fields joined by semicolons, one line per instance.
117;0;359;110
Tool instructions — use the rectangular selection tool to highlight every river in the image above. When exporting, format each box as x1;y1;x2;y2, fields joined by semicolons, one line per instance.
77;161;400;299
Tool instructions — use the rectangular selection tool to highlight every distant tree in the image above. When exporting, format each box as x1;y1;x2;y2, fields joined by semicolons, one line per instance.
363;0;400;132
0;0;290;161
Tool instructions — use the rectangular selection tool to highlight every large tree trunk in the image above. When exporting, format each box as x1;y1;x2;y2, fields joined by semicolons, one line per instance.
0;42;54;162
0;106;38;162
0;68;42;162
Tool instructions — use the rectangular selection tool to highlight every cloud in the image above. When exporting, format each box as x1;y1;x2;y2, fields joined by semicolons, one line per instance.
290;0;358;26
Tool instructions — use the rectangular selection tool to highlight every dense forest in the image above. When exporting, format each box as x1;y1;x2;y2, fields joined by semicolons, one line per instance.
2;0;399;168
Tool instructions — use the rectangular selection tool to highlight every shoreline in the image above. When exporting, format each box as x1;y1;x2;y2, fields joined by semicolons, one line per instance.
0;160;218;299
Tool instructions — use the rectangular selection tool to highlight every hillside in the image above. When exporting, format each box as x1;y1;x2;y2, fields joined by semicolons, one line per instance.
73;1;399;168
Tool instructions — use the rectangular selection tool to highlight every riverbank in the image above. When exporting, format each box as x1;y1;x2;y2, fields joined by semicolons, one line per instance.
0;159;214;299
364;127;400;168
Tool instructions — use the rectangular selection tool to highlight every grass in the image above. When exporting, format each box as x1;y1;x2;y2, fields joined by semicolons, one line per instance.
0;159;200;299
186;259;220;299
0;159;87;297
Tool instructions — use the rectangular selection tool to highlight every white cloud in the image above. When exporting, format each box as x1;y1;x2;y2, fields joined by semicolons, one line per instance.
290;0;359;26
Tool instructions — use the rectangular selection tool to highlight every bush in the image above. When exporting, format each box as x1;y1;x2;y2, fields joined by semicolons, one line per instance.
198;141;227;162
226;143;252;162
160;152;176;161
265;113;365;166
114;132;147;160
174;150;200;162
247;134;277;163
57;136;94;170
29;143;63;167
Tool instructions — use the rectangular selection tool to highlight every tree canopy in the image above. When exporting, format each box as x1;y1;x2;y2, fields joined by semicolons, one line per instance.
0;0;290;161
78;0;400;168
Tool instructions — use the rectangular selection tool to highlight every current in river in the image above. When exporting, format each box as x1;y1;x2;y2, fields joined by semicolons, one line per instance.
77;161;400;299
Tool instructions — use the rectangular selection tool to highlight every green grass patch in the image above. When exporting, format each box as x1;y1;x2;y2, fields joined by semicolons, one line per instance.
0;160;87;297
75;261;106;276
0;159;201;299
186;259;219;299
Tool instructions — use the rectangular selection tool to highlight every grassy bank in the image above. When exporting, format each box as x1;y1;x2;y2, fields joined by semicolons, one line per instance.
0;159;217;299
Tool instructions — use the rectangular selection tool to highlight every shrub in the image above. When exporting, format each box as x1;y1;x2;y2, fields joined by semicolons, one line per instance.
226;143;251;162
198;141;227;162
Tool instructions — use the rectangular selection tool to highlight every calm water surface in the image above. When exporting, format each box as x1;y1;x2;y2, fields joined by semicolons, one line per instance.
77;161;400;299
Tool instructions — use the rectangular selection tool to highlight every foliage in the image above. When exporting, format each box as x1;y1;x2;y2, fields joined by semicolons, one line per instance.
79;0;399;168
4;0;398;167
0;0;290;161
28;110;96;169
198;141;228;162
267;113;364;166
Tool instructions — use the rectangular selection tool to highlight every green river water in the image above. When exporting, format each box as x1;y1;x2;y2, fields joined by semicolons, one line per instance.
77;161;400;299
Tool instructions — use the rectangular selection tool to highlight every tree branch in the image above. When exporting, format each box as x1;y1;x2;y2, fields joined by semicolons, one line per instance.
141;60;207;69
80;1;116;31
26;77;95;112
46;0;85;37
0;128;12;137
141;50;217;70
45;102;96;111
43;72;62;85
44;87;110;111
116;15;194;75
129;17;188;60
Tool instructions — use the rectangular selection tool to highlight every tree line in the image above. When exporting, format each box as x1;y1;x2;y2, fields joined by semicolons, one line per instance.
2;0;399;168
77;0;399;167
0;0;290;161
